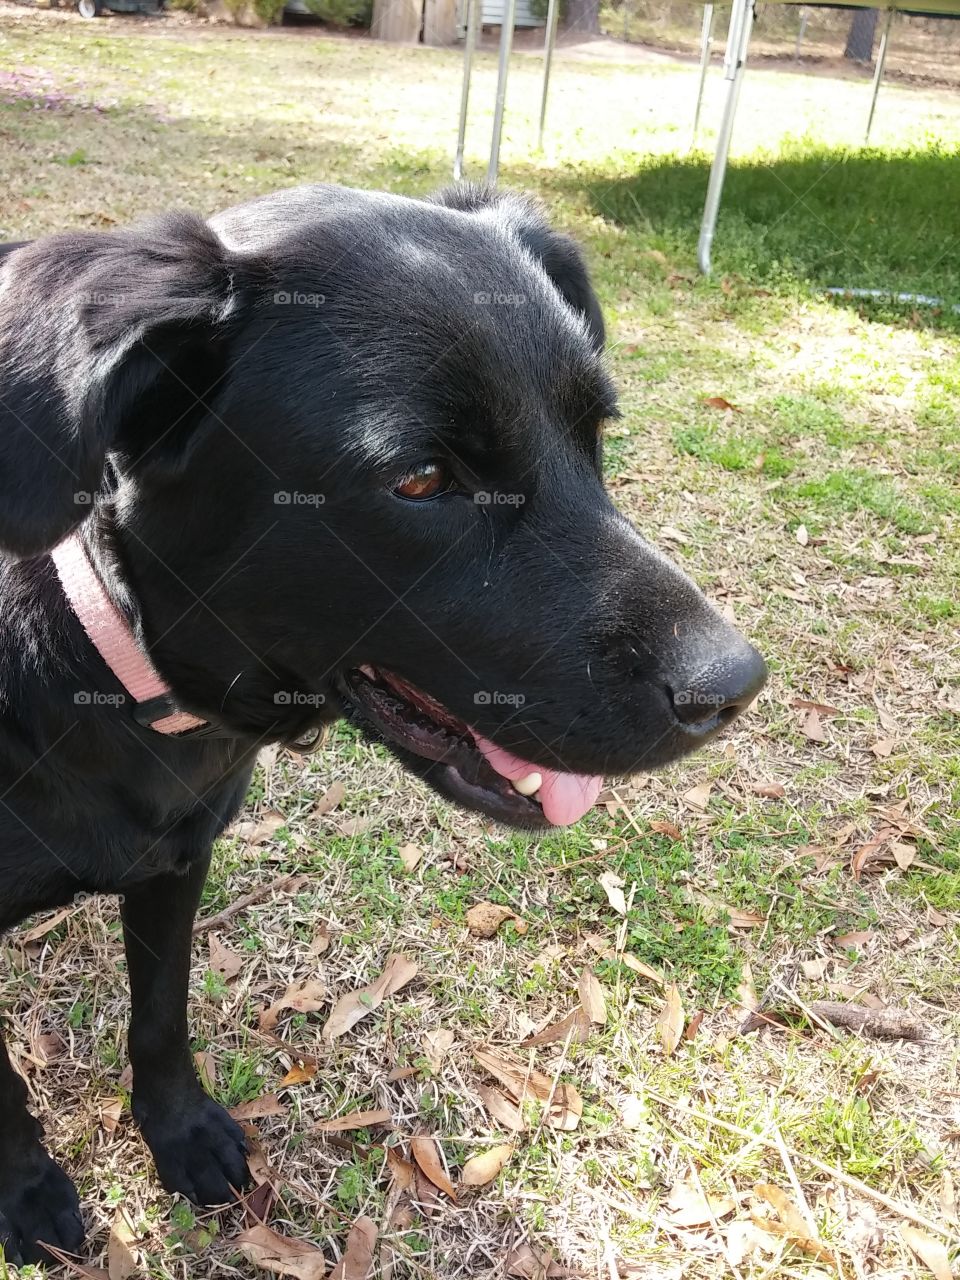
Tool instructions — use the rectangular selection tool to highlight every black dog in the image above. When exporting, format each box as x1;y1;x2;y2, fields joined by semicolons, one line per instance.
0;183;765;1264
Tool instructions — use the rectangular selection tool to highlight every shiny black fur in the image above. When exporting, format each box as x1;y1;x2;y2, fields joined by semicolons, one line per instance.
0;184;764;1263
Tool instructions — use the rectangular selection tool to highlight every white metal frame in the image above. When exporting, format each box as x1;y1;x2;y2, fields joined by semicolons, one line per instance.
865;7;895;142
453;0;903;254
696;0;753;274
694;1;901;273
453;0;560;180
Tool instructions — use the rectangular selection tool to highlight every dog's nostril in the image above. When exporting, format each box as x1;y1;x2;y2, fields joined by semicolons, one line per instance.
669;642;767;729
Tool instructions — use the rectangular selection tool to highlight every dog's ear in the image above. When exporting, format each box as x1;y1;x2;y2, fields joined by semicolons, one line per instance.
430;184;605;351
0;213;249;559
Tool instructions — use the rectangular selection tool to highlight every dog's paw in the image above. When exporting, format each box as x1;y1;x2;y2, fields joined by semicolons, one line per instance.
0;1145;85;1266
136;1091;251;1206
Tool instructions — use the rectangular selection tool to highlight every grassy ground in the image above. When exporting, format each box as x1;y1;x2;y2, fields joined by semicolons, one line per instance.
1;7;959;1278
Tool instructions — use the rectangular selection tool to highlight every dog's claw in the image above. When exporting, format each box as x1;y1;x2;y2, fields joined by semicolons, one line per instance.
0;1145;85;1266
136;1091;251;1207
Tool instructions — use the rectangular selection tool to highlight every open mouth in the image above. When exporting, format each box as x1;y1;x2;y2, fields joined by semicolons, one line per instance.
338;666;603;829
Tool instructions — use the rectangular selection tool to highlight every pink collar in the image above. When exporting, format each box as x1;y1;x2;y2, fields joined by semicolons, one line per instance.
51;531;207;736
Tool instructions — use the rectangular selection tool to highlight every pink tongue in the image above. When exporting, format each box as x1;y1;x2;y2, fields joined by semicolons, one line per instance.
472;733;603;826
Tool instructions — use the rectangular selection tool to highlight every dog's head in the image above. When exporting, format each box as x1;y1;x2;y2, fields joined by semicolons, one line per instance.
0;184;765;827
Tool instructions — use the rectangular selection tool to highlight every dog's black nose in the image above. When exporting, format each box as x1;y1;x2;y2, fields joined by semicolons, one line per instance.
669;639;767;730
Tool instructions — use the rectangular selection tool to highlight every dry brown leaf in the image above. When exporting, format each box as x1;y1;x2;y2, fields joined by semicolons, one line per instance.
665;1179;736;1228
520;1007;591;1048
280;1062;317;1087
260;980;327;1033
242;1125;278;1190
385;1065;416;1082
940;1170;957;1220
801;958;829;980
899;1226;952;1280
650;819;682;839
309;924;331;956
422;1028;455;1073
33;1030;64;1064
752;1183;836;1267
329;1216;376;1280
682;781;713;811
230;1093;286;1121
890;840;915;870
754;1183;811;1236
476;1083;525;1131
465;901;521;938
504;1243;566;1278
313;1108;391;1133
108;1208;139;1280
239;810;286;845
736;959;759;1011
386;1146;415;1189
398;842;424;873
322;955;418;1043
659;983;685;1056
194;1050;217;1093
338;815;371;837
750;782;786;798
245;1179;278;1230
791;698;841;716
208;933;245;982
584;933;663;984
19;907;72;945
870;737;896;759
928;907;949;928
99;1096;123;1135
851;838;888;880
598;870;627;914
236;1224;327;1280
834;929;875;948
726;906;764;929
801;708;828;743
577;968;607;1024
473;1049;581;1130
313;781;345;816
461;1143;514;1187
683;1010;704;1041
410;1136;456;1200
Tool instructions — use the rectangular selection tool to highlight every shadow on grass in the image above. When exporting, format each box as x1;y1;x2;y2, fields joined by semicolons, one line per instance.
574;140;960;329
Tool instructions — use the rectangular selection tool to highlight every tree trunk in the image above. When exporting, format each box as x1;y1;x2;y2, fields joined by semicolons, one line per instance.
563;0;600;36
844;8;879;62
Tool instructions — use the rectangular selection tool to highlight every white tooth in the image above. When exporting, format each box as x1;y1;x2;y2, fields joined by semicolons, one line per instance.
512;772;542;797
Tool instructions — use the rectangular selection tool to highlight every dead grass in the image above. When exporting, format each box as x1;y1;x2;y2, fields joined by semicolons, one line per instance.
0;8;958;1279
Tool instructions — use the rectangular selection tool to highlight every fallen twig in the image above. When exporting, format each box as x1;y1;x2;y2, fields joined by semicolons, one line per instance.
805;1000;927;1041
192;873;308;936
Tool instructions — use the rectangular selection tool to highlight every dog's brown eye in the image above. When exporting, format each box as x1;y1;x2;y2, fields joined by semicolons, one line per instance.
393;462;451;501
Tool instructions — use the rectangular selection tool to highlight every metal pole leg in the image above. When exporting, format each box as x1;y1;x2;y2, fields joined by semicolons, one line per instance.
794;5;808;62
537;0;560;152
488;0;517;183
454;0;480;179
865;7;894;144
692;3;715;149
697;0;753;275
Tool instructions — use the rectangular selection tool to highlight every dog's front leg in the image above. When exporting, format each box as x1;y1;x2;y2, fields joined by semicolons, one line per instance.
0;1018;85;1264
121;852;251;1206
